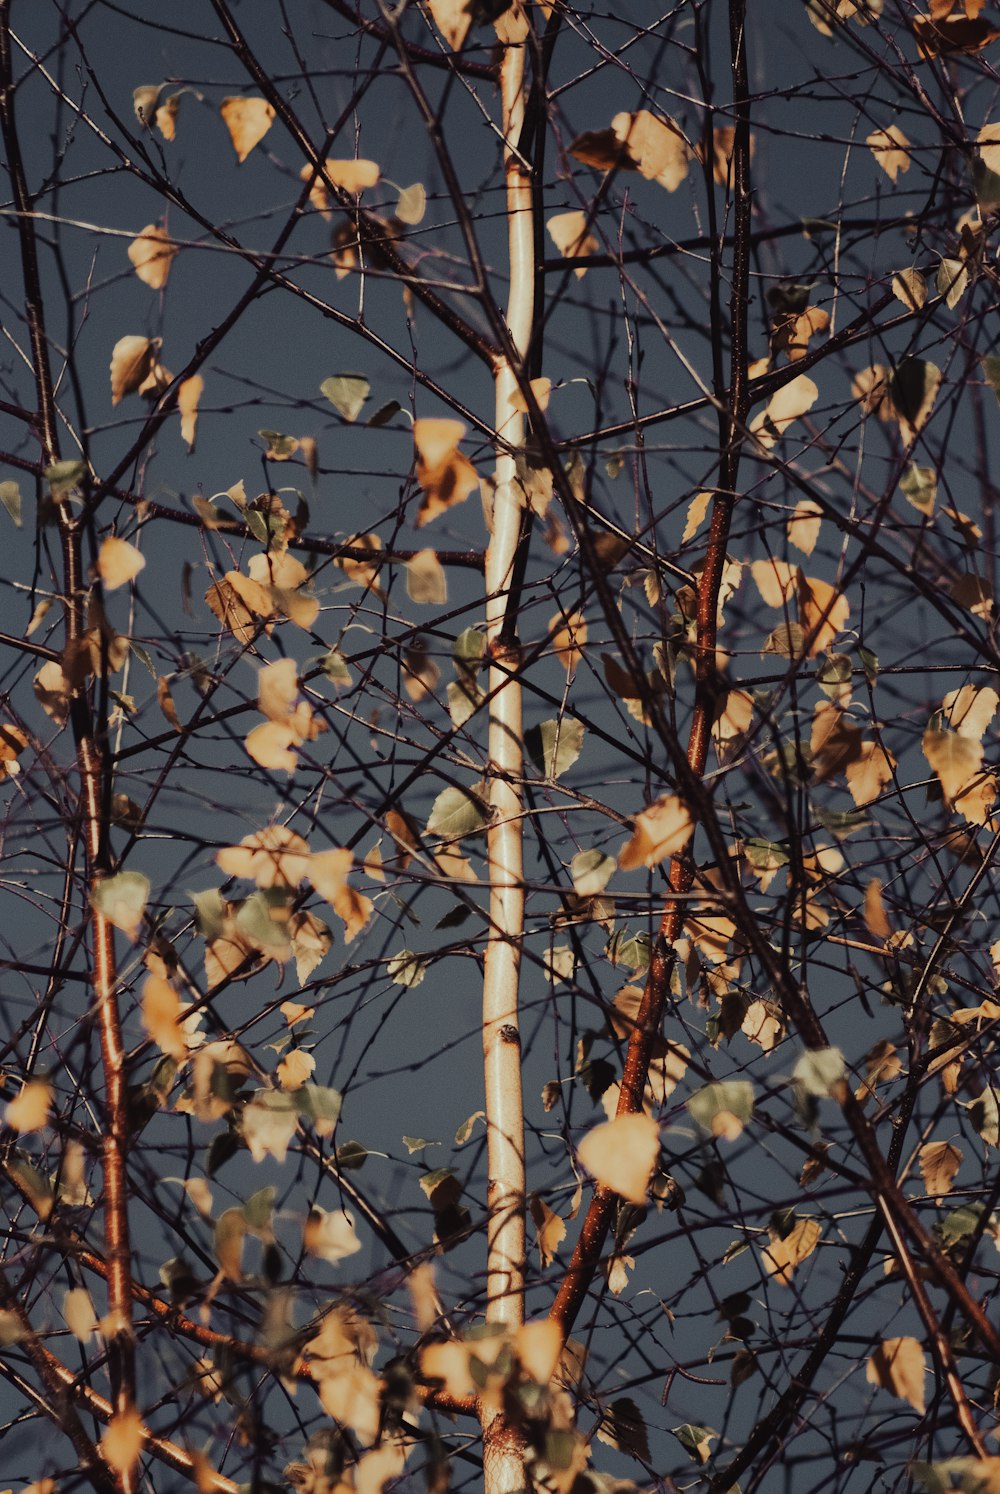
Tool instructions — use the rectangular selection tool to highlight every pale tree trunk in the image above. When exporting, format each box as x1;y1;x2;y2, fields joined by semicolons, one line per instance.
480;28;534;1494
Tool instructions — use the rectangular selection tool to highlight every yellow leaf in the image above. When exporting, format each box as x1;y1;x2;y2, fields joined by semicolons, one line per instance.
750;373;819;449
845;739;896;807
787;499;823;557
866;1337;926;1413
606;1253;635;1296
245;720;300;773
752;557;799;608
547;210;597;276
867;126;910;182
101;1407;144;1475
141;974;189;1060
355;1443;407;1494
97;536;145;590
550;609;587;671
942;684;1000;741
127;223;178;289
220;96;275;162
178;374;203;450
798;574;850;656
510;376;552;414
325;159;380;193
63;1287;97;1342
421;1340;476;1397
242;1092;299;1163
216;827;311;888
110;335;157;405
618;795;694;870
516;1319;563;1384
922;725;984;808
979;120;1000;173
330;882;374;944
742;1000;783;1052
863;878;891;939
299;162;332;217
529;1195;566;1266
577;1113;659;1204
310;848;354;901
705;124;756;185
413;419;479;526
683;489;711;543
763;1218;821;1284
6;1080;51;1134
277;1048;316;1090
304;1206;362;1263
155;93;180;140
610;109;690;191
852;363;891;418
317;1362;382;1443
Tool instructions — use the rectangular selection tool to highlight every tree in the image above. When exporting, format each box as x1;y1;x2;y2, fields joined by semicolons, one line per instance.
4;0;1000;1489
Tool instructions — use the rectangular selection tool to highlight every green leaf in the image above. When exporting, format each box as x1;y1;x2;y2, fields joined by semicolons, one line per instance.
387;948;429;987
454;1110;485;1145
296;1083;344;1125
526;718;584;779
857;645;879;684
367;400;401;428
453;627;485;676
91;870;150;937
242;1184;276;1234
569;848;616;898
816;653;852;698
319;649;352;686
670;1424;716;1463
44;459;88;496
258;429;299;460
936;256;969;310
606;928;651;976
244;508;270;543
335;1140;370;1170
970;1089;999;1148
235;890;293;955
447;679;483;728
402;1136;439;1153
320;375;370;422
761;622;805;659
192;886;226;941
901;464;936;516
0;480;22;528
983;356;1000;407
687;1080;755;1136
973;157;1000;211
793;1047;846;1097
426;784;488;838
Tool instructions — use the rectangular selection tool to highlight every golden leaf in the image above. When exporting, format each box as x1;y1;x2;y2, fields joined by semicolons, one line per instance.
577;1113;659;1204
787;499;823;556
324;159;380;192
127;223;178;289
863;879;891;939
618;795;694;870
277;1048;316;1090
798;574;850;656
101;1408;145;1475
329;882;373;943
216;827;312;889
752;557;799;608
750;373;819;449
942;684;999;741
914;12;1000;56
979;120;1000;173
6;1080;51;1134
547;210;598;277
97;536;145;591
516;1319;563;1384
317;1363;382;1444
299;162;332;217
683;489;712;543
405;549;448;605
530;1195;566;1266
550;609;587;671
141;974;189;1060
922;725;984;807
764;1218;821;1284
155;93;180;140
220;96;275;162
426;0;472;50
178;374;203;451
305;1206;362;1263
866;1337;926;1413
245;721;300;773
110;335;157;405
846;739;895;807
63;1287;97;1342
413;419;479;526
867;125;910;182
610;109;690;191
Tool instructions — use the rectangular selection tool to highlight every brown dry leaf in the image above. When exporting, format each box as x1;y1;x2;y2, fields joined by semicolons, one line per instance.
919;1139;962;1197
569;127;632;172
205;573;268;644
550;609;587;671
402;642;440;701
780;306;831;362
811;702;863;780
787;499;823;556
863;878;892;939
97;536;145;591
0;725;28;778
433;845;478;883
406;549;448;606
547;211;598;276
914;12;1000;55
325;159;380;193
329;882;374;944
141;974;189;1060
942;684;1000;740
156;675;181;733
618;795;694;870
578;1113;659;1204
413;419;479;527
764;1218;821;1284
750;374;819;449
530;1195;566;1267
846;739;896;807
216;827;312;889
867;126;911;182
127;223;178;289
611;109;690;191
178;374;203;451
866;1337;926;1414
110;335;157;405
101;1408;145;1475
426;0;472;49
220;97;275;162
6;1080;51;1134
